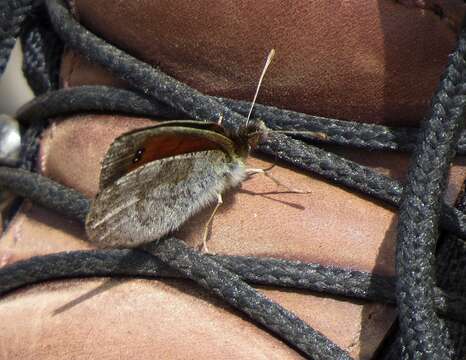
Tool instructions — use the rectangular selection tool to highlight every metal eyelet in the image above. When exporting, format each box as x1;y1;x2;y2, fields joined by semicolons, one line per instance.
0;115;20;167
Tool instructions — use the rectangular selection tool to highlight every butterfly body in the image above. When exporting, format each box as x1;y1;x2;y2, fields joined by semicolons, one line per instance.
85;120;260;248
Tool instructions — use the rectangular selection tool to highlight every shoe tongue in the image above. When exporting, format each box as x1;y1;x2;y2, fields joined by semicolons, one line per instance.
66;0;464;127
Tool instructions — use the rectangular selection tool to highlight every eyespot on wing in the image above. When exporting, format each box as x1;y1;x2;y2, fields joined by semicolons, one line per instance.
99;122;239;190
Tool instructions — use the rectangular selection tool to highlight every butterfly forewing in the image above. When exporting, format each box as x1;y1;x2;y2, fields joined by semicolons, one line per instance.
99;122;237;190
86;150;246;247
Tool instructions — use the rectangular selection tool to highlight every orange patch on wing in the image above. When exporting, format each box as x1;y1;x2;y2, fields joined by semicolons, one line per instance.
128;133;222;172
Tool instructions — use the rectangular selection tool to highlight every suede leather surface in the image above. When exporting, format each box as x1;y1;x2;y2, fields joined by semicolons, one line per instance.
2;1;466;359
0;204;395;359
1;115;466;359
64;0;466;126
33;115;466;273
0;276;392;360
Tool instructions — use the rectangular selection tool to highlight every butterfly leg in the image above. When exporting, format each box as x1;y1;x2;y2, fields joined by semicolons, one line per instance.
202;193;223;253
246;163;275;176
246;166;309;194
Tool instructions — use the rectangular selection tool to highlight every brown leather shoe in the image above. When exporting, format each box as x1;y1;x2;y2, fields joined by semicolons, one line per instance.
1;1;466;359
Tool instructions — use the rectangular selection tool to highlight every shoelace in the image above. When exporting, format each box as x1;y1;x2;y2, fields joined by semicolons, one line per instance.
1;0;466;358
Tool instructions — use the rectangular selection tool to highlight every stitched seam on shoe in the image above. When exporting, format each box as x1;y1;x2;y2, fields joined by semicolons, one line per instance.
38;122;56;175
62;0;80;88
12;202;31;246
62;50;80;89
392;0;464;33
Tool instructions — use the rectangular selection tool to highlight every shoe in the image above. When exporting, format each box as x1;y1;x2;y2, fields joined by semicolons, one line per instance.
0;1;465;359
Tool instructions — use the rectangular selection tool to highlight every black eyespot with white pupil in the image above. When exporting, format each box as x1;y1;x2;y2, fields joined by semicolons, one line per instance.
133;148;145;163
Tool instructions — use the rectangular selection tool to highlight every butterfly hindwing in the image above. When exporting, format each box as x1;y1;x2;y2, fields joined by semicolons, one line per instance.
86;149;246;247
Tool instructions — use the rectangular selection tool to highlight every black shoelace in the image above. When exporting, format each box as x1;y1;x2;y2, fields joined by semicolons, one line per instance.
1;1;466;359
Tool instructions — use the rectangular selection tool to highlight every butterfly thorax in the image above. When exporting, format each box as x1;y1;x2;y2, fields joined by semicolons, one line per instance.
224;118;268;159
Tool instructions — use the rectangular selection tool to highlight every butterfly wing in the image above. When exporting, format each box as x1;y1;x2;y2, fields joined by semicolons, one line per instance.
86;150;246;248
99;122;237;189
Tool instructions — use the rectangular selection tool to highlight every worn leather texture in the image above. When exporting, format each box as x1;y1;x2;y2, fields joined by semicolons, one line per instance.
2;1;466;359
2;114;466;359
63;0;466;126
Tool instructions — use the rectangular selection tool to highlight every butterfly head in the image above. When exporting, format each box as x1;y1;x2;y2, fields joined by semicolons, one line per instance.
226;117;268;158
228;48;275;158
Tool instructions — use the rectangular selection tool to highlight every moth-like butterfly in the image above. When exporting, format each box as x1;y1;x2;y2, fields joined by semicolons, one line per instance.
86;51;276;248
85;119;265;248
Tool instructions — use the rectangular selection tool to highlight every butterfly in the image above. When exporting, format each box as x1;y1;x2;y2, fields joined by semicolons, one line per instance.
85;118;265;248
86;50;276;249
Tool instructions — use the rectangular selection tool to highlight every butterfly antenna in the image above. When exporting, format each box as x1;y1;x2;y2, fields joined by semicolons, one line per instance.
246;49;275;127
